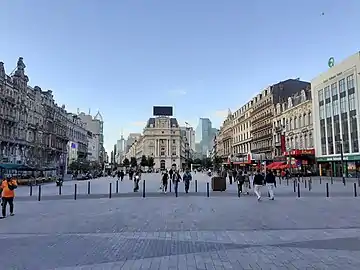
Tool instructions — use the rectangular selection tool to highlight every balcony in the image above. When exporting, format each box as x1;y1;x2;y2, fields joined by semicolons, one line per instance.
251;112;273;126
251;100;273;115
251;122;273;133
252;145;272;153
253;132;272;141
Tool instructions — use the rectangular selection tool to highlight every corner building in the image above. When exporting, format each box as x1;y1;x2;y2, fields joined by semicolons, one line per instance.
312;52;360;177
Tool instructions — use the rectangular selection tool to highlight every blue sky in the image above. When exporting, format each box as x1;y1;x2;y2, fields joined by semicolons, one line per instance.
1;0;359;154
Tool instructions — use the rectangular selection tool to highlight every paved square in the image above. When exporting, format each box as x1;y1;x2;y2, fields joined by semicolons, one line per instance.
2;173;360;269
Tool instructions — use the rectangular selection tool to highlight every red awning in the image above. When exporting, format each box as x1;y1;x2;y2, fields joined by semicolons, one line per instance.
279;164;297;170
267;162;284;169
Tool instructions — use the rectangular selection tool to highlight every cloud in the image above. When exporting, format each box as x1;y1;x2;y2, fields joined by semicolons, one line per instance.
131;121;147;127
168;89;187;96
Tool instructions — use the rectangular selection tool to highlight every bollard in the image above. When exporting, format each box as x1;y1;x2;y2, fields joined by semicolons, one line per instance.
116;180;119;193
309;179;312;191
29;183;33;196
175;183;178;197
169;180;172;193
109;183;112;198
297;182;300;198
279;177;281;185
74;184;77;200
326;183;329;197
331;175;333;185
354;183;357;197
206;182;210;197
87;181;91;195
293;180;296;193
142;180;145;198
320;176;322;184
195;180;198;192
304;180;307;189
238;183;241;198
59;184;62;195
287;178;289;186
38;185;41;201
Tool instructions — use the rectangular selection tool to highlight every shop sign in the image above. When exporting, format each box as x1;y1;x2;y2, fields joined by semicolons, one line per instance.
316;155;360;162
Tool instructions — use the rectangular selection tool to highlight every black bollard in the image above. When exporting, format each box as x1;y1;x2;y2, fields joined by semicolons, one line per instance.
109;183;112;198
326;183;329;197
331;174;333;185
29;183;33;196
38;185;41;201
195;180;198;192
293;180;296;193
142;180;145;198
238;183;241;198
87;181;91;195
358;178;360;188
309;179;312;191
297;182;300;198
175;183;178;197
206;182;210;197
59;184;62;195
320;176;322;184
304;180;307;189
169;180;172;192
116;180;119;193
74;184;77;200
354;183;357;197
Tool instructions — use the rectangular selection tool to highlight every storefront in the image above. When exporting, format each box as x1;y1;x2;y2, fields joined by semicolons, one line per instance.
283;149;316;172
316;155;360;178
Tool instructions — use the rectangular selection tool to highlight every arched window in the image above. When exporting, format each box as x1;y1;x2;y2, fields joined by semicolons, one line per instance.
299;115;302;128
308;112;312;126
294;117;297;129
290;119;293;130
304;134;308;148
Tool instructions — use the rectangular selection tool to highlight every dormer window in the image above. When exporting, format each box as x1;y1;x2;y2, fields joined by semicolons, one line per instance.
288;97;293;108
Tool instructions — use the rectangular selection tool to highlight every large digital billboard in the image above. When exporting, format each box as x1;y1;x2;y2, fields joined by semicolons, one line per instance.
153;106;173;116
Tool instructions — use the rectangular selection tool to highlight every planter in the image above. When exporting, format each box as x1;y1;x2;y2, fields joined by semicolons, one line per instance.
211;176;226;191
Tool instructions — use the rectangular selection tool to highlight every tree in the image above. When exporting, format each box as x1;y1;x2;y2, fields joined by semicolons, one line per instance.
140;155;148;167
213;155;223;173
147;156;155;168
122;158;130;167
186;158;193;168
130;157;137;168
193;158;202;165
202;157;212;168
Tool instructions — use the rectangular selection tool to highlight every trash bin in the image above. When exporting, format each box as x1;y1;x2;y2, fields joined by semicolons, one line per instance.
211;176;226;191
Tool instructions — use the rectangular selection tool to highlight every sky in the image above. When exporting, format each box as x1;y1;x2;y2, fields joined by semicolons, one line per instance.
1;0;360;154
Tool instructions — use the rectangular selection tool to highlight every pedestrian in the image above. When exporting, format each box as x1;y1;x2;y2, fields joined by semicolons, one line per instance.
243;171;250;195
265;170;276;200
253;170;264;201
235;170;244;193
182;168;192;193
162;170;169;193
120;170;124;181
133;170;141;192
1;177;18;219
172;169;182;194
228;169;233;185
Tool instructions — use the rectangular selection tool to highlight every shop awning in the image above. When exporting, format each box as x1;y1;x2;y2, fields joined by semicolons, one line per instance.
267;162;285;169
0;163;35;171
279;164;297;170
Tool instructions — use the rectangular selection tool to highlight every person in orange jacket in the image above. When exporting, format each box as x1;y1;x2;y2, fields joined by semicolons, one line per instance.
0;177;18;219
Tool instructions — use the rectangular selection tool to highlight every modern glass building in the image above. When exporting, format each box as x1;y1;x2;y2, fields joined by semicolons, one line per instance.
312;52;360;177
195;118;213;157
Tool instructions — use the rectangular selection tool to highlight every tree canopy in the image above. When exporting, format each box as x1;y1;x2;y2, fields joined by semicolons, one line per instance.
140;155;148;167
130;157;137;168
147;156;155;168
122;158;130;167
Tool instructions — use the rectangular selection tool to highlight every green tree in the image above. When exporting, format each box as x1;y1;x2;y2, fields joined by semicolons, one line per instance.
147;156;155;168
122;158;130;167
186;158;193;168
213;155;223;170
130;157;137;168
202;157;212;168
140;155;148;167
193;158;202;165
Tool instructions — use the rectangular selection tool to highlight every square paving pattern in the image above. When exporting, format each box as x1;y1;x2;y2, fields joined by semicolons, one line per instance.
1;173;360;269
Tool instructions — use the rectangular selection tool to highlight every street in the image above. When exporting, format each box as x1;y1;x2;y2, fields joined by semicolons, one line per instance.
0;173;359;269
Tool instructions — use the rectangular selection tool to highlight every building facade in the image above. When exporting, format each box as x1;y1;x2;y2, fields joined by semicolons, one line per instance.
125;117;189;169
195;118;213;157
0;57;86;173
216;110;233;162
66;113;88;165
272;87;314;168
312;52;360;177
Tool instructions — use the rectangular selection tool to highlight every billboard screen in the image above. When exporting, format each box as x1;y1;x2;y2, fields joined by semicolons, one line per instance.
153;106;173;116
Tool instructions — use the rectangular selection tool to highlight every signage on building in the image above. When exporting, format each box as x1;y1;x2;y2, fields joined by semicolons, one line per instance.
316;155;360;162
284;149;315;156
328;57;335;68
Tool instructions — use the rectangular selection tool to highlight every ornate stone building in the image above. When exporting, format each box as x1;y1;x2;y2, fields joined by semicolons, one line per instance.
0;57;88;171
216;110;233;162
273;87;314;160
125;116;189;169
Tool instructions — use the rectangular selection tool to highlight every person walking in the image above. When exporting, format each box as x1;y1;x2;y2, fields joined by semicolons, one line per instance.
162;170;169;193
235;170;244;194
120;170;125;181
133;170;141;192
253;170;264;201
1;177;18;219
182;168;192;193
265;170;276;200
172;169;182;194
243;171;250;195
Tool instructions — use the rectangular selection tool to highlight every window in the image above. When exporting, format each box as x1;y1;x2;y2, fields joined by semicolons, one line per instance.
339;79;346;93
160;151;165;156
324;86;330;99
340;98;347;113
348;93;356;111
325;103;332;117
347;74;354;89
350;114;359;152
318;89;324;101
319;105;325;120
332;99;339;116
320;119;326;155
331;82;337;96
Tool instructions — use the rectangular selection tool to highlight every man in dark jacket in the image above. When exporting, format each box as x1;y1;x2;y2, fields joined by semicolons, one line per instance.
253;170;264;201
265;170;276;200
182;168;192;193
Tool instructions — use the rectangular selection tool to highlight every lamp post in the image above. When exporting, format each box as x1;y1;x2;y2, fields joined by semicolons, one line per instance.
339;139;345;185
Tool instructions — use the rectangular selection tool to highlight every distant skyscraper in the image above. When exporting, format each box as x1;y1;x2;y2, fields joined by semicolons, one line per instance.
195;118;213;157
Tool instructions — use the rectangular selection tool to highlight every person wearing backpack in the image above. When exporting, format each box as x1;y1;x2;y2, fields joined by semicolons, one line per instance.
1;177;18;219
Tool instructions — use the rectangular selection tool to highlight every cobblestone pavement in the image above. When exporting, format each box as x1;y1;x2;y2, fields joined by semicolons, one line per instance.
1;185;360;269
14;173;360;201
